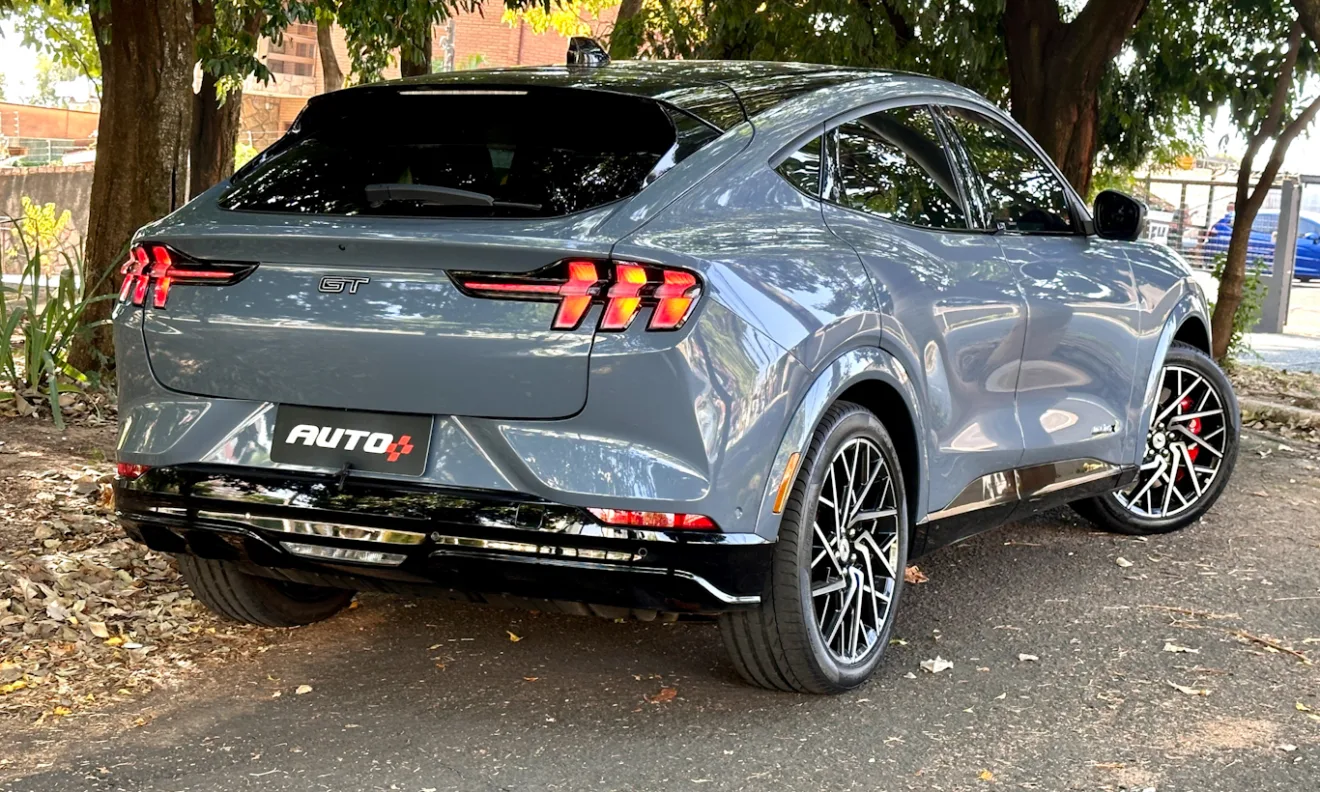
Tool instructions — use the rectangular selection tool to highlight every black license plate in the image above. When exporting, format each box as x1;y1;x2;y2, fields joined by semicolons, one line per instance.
270;406;432;476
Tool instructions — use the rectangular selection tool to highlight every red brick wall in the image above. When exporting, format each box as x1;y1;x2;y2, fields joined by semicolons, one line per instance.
0;102;99;141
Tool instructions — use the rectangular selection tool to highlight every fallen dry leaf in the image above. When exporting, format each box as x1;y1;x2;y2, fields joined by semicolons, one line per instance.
648;687;678;704
507;631;522;642
1168;681;1210;696
1163;642;1199;654
920;656;953;674
1115;557;1133;568
1018;653;1039;662
904;565;929;584
978;769;994;781
295;685;313;695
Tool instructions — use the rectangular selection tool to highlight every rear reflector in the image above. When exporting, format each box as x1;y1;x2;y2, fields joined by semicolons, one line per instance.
772;452;801;514
456;259;702;332
588;508;716;530
119;243;254;309
116;462;150;480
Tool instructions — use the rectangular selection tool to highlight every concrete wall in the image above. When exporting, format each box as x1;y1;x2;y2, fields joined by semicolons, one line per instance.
0;164;95;247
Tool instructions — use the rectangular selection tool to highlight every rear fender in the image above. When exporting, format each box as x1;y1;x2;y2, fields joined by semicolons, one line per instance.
752;347;927;541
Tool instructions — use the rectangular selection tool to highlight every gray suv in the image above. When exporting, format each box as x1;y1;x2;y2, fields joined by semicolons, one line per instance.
113;59;1238;693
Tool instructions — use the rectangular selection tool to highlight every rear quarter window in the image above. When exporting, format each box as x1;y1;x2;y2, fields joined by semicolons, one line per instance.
221;87;718;219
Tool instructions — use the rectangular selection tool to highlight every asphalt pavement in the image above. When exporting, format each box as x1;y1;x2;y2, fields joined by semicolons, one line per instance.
3;431;1318;792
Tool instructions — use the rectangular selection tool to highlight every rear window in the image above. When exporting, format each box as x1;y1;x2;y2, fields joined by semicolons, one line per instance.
220;87;717;219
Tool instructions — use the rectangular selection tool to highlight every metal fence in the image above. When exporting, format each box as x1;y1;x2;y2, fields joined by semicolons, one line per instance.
2;137;95;166
1136;175;1287;271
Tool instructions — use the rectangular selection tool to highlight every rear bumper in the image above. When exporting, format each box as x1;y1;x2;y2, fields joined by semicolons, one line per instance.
115;466;772;615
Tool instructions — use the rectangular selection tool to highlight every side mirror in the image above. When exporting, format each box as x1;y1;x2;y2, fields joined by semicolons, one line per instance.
1093;190;1148;242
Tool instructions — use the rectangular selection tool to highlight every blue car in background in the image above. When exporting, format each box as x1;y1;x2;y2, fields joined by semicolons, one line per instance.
1202;210;1320;281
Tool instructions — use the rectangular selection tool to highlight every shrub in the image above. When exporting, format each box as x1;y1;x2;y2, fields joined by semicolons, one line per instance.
1208;253;1266;366
0;206;114;428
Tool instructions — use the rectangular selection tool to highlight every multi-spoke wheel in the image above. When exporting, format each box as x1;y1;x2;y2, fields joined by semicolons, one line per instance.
810;437;901;663
721;402;909;694
1074;342;1239;535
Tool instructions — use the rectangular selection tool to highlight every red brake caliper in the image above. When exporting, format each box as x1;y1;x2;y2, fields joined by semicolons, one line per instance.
1178;396;1201;478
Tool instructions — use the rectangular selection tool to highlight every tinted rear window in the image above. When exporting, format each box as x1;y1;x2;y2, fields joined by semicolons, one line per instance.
221;88;716;218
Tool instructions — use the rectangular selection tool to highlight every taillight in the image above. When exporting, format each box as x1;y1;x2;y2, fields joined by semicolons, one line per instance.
455;259;702;332
587;508;716;530
116;462;150;480
118;243;254;308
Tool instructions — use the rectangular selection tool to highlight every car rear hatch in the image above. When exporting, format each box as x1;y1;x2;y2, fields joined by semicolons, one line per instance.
134;84;721;419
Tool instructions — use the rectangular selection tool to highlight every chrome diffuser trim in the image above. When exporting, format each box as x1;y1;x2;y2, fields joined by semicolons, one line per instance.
923;458;1123;522
281;542;407;566
430;533;640;562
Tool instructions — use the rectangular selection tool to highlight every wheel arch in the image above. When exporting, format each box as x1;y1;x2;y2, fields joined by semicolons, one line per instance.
752;347;928;541
1173;315;1211;355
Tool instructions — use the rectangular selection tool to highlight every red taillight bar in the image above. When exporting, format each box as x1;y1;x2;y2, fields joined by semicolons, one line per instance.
118;243;254;309
456;259;702;333
116;462;150;480
588;508;716;530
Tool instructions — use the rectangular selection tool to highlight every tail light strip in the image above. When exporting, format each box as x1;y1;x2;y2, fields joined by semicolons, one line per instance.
119;244;254;308
455;260;703;332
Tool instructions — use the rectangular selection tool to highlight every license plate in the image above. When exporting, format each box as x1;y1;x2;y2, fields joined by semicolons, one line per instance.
270;406;432;476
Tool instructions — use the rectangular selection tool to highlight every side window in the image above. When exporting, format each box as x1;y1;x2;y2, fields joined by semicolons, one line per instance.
830;105;968;230
777;136;822;196
942;107;1076;234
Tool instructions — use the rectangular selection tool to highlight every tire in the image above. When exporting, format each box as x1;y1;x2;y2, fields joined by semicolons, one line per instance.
720;401;909;694
177;555;354;627
1072;341;1239;535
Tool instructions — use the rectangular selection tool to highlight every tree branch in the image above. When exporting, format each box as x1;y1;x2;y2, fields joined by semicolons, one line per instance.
1065;0;1150;75
1238;21;1303;209
875;0;916;47
1253;91;1320;201
1294;0;1320;47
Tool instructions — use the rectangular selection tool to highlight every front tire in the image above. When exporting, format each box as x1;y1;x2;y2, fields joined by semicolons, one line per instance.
177;556;354;627
1073;341;1239;535
720;402;909;694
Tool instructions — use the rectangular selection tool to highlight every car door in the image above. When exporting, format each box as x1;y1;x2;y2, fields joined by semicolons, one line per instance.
937;105;1141;471
815;103;1028;523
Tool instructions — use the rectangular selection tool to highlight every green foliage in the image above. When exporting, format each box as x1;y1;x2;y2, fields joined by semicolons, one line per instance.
0;72;7;102
611;0;1313;184
458;52;486;71
28;53;82;107
1209;254;1267;365
235;140;258;169
0;206;113;428
3;0;100;90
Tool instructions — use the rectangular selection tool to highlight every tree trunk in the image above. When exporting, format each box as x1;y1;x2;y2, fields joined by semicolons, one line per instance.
189;7;260;198
399;23;431;77
608;0;645;59
189;71;244;198
1003;0;1149;196
70;0;194;376
317;17;344;92
1295;0;1320;46
1209;21;1319;361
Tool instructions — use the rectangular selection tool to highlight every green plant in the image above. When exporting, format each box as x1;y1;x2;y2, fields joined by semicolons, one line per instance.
235;140;258;170
0;213;114;428
1209;253;1266;366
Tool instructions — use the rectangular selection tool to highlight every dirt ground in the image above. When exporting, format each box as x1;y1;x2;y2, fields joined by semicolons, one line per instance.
0;395;1318;790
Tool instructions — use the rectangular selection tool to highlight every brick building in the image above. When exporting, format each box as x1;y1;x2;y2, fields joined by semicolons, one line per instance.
240;4;617;147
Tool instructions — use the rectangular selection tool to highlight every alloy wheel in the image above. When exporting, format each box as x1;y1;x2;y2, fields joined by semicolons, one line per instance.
1117;364;1229;520
810;437;901;664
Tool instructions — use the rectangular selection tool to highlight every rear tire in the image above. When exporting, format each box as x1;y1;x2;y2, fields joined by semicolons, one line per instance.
720;402;909;694
1072;342;1239;536
177;556;354;627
